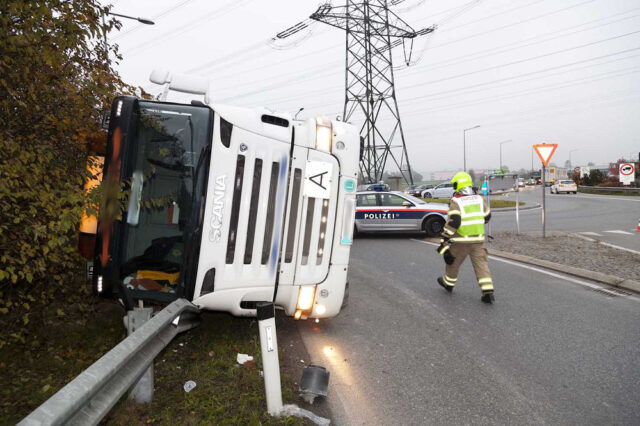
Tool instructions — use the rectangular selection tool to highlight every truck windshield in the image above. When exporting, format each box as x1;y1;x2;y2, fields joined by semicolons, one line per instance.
118;101;212;300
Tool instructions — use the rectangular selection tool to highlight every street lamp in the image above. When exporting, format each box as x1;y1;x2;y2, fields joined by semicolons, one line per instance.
103;11;155;58
568;149;578;167
499;139;512;172
107;12;156;25
463;125;481;172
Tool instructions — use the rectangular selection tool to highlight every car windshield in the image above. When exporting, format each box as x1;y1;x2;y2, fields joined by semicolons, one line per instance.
402;194;427;204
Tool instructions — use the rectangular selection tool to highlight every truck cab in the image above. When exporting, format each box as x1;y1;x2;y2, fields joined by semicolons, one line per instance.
90;71;359;320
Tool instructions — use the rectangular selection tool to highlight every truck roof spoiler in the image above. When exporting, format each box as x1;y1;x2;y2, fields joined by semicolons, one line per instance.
150;69;210;104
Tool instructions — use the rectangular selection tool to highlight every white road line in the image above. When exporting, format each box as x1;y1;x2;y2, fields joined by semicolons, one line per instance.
599;242;640;255
573;194;640;203
604;230;634;235
579;232;602;237
410;238;639;301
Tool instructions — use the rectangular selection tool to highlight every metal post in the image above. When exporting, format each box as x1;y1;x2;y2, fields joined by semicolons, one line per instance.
257;302;283;416
126;306;154;403
515;186;520;235
463;130;466;172
541;164;546;238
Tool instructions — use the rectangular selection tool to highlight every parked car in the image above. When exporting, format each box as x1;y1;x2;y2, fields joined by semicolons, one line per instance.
526;179;536;186
550;179;577;194
409;184;434;197
355;191;447;236
422;182;455;199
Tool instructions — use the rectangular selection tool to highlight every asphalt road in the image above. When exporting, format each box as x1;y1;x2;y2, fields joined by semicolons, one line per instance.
488;187;640;251
298;237;640;425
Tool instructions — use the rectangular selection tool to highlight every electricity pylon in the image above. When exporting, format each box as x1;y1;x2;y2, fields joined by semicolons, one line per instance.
310;1;434;184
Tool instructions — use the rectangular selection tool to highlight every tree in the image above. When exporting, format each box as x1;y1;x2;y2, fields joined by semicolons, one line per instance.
0;1;135;343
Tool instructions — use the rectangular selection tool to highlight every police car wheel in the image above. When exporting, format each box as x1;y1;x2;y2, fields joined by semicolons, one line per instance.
423;216;445;237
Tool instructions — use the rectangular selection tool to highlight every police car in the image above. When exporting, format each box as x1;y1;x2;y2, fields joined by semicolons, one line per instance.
355;191;448;236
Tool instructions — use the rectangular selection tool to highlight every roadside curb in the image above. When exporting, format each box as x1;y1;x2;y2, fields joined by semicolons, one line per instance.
487;248;640;294
492;203;541;212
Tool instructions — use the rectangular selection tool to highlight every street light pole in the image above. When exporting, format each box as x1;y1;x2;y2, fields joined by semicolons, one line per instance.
568;149;578;168
499;139;512;171
463;125;481;172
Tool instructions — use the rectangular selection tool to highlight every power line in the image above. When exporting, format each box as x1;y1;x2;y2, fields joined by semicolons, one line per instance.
111;0;197;40
225;42;640;111
123;0;256;54
215;9;640;102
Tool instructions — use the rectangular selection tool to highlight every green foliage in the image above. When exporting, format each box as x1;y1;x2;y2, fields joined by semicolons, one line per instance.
0;0;136;344
583;169;605;186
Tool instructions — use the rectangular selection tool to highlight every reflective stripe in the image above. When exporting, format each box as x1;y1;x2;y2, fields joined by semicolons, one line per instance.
443;228;455;236
451;235;485;242
444;275;458;282
448;210;461;216
462;219;485;226
478;277;493;284
443;276;457;285
438;245;450;254
480;283;494;291
464;212;486;218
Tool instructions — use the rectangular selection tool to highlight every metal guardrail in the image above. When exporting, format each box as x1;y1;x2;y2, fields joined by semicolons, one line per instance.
578;185;640;193
19;299;200;426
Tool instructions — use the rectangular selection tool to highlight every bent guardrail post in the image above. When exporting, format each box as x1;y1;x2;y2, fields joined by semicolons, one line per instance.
19;298;200;426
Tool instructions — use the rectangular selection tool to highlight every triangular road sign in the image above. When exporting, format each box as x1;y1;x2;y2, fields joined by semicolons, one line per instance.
533;143;558;167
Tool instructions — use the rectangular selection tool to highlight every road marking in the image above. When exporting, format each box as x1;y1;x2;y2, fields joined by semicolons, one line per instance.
410;238;639;301
579;232;602;237
599;242;640;255
573;194;640;203
604;230;634;235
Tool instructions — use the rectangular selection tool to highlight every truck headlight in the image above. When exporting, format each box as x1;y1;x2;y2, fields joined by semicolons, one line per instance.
315;118;332;152
295;286;316;320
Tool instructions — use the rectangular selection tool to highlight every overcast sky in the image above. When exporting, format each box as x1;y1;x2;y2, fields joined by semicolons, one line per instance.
104;0;640;173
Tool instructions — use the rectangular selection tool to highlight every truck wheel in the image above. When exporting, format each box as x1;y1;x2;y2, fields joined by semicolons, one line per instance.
423;216;445;237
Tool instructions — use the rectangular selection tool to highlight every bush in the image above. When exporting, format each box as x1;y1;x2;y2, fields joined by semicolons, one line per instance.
0;1;135;345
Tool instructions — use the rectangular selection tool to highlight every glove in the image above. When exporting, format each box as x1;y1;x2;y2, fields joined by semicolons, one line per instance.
436;242;449;255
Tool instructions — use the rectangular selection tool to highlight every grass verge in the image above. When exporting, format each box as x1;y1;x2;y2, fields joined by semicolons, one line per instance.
422;198;524;208
1;298;308;425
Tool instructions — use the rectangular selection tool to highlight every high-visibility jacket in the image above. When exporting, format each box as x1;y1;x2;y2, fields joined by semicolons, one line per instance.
441;194;490;243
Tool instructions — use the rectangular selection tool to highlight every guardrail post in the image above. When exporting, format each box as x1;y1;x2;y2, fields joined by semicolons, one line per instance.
256;302;283;416
126;306;154;403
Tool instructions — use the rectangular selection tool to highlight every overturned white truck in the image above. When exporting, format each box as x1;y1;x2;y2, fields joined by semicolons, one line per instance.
90;71;360;320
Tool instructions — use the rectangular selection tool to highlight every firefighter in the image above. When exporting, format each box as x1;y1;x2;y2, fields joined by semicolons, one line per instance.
436;172;494;303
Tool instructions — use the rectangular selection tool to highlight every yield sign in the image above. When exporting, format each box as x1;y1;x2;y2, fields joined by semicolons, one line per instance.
533;143;558;167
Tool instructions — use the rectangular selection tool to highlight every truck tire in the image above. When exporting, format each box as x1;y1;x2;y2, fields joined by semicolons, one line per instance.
423;216;445;237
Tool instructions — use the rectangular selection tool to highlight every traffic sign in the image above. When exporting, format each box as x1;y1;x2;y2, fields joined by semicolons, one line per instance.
533;143;558;167
619;163;635;185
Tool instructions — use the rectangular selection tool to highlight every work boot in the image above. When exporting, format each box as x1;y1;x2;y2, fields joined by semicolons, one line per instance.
481;291;495;304
437;277;453;293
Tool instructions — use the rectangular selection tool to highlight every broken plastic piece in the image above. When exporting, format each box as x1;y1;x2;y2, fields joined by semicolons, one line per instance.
183;380;196;393
299;365;330;404
281;404;330;426
237;353;254;365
